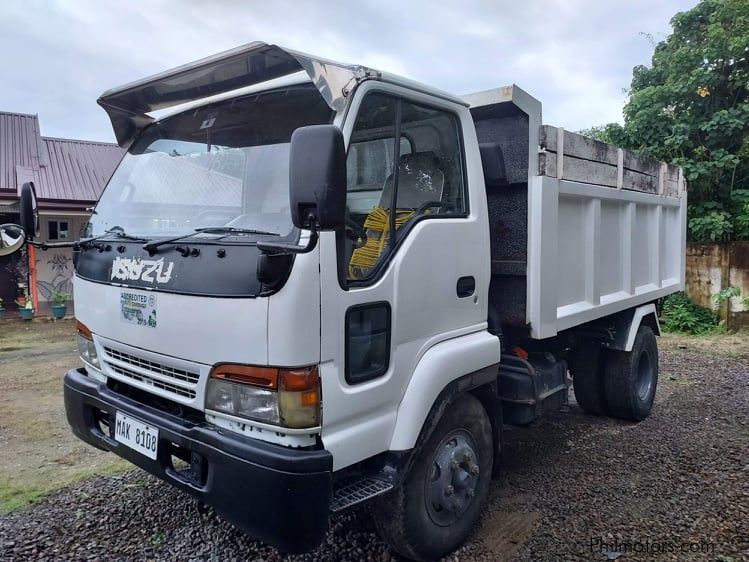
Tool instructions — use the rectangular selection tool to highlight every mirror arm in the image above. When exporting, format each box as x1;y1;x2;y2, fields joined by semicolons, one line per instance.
28;234;112;251
28;240;79;250
257;228;319;256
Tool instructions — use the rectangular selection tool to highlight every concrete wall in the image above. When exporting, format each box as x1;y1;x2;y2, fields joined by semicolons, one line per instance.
686;242;749;329
33;215;88;303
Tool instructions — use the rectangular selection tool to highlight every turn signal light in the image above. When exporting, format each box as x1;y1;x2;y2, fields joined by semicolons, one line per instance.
75;319;99;368
206;364;321;429
76;319;93;339
211;364;279;389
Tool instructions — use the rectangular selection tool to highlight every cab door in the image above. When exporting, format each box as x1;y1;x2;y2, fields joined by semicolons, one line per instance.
319;82;490;469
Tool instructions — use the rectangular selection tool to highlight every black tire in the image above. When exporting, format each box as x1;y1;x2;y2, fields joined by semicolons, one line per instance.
373;393;493;561
570;340;608;415
603;325;658;421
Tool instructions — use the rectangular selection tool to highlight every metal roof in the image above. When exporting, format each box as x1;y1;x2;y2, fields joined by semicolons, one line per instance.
0;111;44;191
40;137;123;201
0;111;124;204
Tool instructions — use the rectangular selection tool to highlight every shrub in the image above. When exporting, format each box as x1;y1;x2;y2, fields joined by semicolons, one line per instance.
661;292;720;335
688;207;733;242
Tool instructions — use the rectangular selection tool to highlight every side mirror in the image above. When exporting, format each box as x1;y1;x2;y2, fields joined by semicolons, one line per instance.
19;182;39;240
0;224;27;257
289;125;347;231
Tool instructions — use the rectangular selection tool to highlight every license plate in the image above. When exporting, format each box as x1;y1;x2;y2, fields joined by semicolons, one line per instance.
114;412;159;460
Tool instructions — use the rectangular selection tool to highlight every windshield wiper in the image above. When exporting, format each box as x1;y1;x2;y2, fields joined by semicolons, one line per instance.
102;227;149;242
143;226;279;252
194;227;280;236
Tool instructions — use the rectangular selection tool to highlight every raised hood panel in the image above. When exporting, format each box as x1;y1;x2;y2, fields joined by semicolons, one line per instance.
99;42;372;147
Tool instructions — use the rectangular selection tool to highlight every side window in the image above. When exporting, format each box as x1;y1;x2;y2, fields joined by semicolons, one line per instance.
345;93;466;282
48;220;70;241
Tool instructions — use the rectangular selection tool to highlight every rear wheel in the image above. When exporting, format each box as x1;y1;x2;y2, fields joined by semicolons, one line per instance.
373;393;493;561
603;325;658;421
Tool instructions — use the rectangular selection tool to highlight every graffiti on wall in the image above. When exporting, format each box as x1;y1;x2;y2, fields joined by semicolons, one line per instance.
35;249;73;301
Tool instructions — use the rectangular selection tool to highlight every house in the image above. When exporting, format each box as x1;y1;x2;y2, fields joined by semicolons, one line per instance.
0;111;124;316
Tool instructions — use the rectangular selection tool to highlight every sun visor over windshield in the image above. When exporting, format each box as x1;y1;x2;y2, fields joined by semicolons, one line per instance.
98;42;377;147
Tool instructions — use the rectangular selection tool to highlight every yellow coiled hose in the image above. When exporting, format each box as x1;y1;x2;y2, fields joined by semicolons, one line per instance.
348;207;417;279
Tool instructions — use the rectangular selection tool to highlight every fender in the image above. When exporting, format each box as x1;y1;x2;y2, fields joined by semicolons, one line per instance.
388;330;500;451
610;303;661;352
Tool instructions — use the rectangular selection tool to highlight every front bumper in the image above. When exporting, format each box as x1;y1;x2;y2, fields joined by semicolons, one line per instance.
63;368;333;553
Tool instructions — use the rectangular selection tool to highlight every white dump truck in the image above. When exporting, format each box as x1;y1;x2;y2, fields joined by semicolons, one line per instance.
0;42;686;561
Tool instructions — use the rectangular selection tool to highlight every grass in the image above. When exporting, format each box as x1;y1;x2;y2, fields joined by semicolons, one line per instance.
0;318;129;512
0;461;127;513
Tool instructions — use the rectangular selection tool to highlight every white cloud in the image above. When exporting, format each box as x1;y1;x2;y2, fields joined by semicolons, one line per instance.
0;0;699;141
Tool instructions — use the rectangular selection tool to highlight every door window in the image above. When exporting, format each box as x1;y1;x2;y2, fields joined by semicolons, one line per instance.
345;92;466;282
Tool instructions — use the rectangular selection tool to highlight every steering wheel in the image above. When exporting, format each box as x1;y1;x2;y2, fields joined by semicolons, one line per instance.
345;217;368;246
416;201;444;215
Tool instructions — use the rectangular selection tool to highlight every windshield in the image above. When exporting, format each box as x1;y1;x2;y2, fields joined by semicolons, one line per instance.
89;84;334;240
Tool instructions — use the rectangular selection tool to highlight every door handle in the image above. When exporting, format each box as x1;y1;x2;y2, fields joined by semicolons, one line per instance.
456;276;475;298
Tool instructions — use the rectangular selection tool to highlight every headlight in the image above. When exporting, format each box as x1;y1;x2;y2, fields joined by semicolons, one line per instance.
76;320;100;368
206;379;279;423
205;364;320;429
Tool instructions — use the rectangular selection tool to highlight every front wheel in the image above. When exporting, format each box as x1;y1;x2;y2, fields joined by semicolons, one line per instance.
373;394;493;561
603;325;658;421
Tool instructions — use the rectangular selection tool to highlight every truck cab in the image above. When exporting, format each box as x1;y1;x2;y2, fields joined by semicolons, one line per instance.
0;41;686;562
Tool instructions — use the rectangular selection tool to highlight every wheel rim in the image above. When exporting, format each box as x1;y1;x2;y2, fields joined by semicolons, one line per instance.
425;429;480;526
635;350;653;401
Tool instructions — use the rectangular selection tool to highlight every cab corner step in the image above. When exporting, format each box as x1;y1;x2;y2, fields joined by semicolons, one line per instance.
330;476;393;513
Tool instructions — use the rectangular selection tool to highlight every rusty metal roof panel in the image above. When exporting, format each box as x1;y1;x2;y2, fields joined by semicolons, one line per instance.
40;138;123;201
0;111;44;191
0;110;124;203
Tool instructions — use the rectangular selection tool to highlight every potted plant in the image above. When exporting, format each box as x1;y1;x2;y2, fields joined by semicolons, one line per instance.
51;290;72;319
15;285;26;307
17;299;34;321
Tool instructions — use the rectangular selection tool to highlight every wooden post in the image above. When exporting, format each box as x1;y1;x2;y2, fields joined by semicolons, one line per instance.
28;244;39;312
556;127;564;180
658;162;667;196
616;148;624;189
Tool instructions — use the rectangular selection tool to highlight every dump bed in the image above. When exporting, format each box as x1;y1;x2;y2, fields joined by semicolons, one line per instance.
463;86;687;339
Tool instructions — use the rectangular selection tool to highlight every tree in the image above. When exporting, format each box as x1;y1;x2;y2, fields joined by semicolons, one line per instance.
583;0;749;241
624;0;749;207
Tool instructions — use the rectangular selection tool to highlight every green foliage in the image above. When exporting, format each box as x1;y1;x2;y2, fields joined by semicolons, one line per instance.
688;204;734;241
577;123;629;146
585;0;749;240
713;285;741;305
686;188;749;241
51;290;72;306
662;292;720;335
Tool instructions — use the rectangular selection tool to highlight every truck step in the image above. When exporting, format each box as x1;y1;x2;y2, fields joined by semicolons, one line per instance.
330;476;393;513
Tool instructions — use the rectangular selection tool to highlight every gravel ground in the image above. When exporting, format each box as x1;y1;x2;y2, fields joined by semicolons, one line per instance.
1;344;747;561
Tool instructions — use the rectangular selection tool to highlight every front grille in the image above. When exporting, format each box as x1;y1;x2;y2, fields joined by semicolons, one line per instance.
102;346;199;401
103;347;199;385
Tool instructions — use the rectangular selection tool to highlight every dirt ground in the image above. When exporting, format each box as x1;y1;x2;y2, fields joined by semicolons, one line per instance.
0;320;747;560
0;319;125;512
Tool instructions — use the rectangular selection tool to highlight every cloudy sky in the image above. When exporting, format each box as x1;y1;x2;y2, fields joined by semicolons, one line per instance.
1;0;699;143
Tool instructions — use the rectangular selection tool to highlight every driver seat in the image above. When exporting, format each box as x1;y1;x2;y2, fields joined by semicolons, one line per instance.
348;152;445;279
